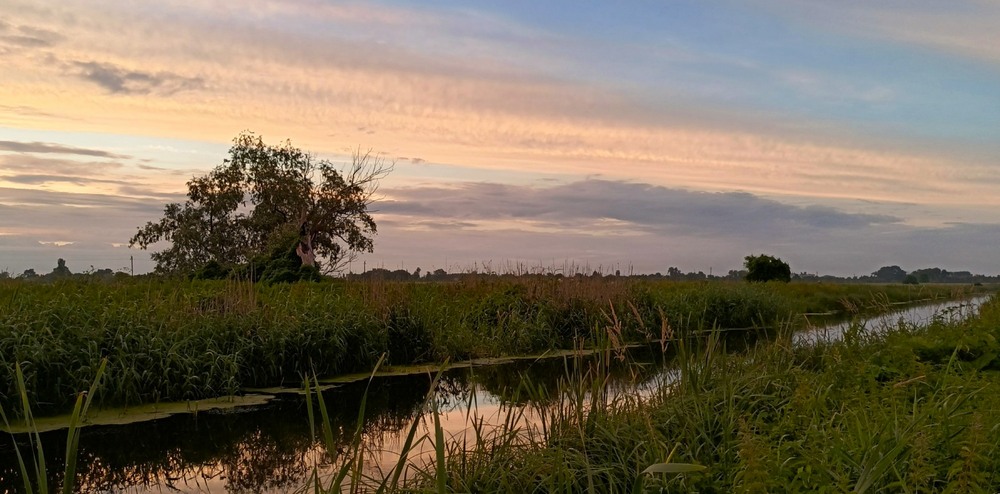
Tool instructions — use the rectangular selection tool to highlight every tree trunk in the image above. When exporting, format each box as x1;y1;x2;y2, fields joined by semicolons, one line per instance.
296;235;316;267
296;216;316;267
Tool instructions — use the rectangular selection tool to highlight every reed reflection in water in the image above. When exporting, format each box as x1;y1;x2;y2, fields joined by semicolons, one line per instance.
2;351;676;493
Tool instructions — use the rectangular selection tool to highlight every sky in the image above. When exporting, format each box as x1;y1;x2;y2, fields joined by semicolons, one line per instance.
2;0;1000;277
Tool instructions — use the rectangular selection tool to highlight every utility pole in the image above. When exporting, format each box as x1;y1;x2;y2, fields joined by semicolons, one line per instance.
130;255;134;276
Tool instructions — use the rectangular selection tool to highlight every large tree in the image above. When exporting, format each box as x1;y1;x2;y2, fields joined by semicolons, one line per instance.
743;254;791;283
130;132;392;275
871;265;907;283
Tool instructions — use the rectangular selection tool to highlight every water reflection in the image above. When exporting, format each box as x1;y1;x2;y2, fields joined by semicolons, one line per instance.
2;296;986;492
793;295;991;345
1;353;671;493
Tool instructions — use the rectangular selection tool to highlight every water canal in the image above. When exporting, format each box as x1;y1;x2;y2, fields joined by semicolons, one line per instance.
1;295;991;492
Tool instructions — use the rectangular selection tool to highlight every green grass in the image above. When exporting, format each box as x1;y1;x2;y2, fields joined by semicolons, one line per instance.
390;295;1000;493
1;277;992;492
1;359;106;494
0;277;981;415
771;281;974;315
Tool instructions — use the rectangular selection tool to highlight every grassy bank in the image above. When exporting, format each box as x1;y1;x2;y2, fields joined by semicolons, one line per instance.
415;295;1000;492
0;277;979;414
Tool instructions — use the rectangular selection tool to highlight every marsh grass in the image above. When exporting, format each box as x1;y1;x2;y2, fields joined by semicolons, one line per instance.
1;359;106;493
2;279;993;492
298;322;715;493
297;295;1000;493
0;277;976;416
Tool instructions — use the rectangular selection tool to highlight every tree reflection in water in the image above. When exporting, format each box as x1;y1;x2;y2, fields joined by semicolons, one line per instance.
1;351;671;492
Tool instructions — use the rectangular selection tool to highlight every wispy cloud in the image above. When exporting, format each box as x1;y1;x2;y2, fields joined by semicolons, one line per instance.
753;0;1000;65
0;151;187;199
1;0;994;213
71;61;205;96
2;0;999;276
859;3;1000;64
366;181;1000;276
0;155;123;178
0;187;168;274
0;140;131;158
381;179;900;238
776;69;895;104
2;174;132;187
0;186;150;208
0;23;64;48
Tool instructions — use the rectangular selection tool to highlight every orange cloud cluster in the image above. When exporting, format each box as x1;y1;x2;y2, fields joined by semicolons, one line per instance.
2;0;998;222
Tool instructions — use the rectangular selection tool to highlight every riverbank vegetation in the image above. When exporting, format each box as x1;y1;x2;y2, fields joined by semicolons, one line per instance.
0;277;982;415
1;277;996;492
388;294;1000;492
274;290;1000;492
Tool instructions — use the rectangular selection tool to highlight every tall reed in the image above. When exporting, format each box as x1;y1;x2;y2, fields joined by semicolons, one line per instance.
0;277;976;416
1;359;106;493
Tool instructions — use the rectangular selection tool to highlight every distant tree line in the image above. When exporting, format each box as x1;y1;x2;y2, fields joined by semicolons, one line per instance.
5;258;996;286
788;265;999;284
2;258;129;283
343;262;998;285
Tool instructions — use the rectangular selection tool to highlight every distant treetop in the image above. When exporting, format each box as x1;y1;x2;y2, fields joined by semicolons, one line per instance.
744;254;791;283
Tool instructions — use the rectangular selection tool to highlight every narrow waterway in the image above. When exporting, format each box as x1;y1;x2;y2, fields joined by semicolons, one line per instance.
793;294;990;345
0;295;991;493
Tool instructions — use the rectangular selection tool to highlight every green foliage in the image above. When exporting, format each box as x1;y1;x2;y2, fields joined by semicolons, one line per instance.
653;282;792;330
242;228;324;284
416;295;1000;493
0;278;792;414
191;260;229;280
772;281;969;316
0;277;993;492
0;278;976;416
50;258;71;278
0;359;106;494
743;254;791;283
873;265;908;283
384;305;434;365
191;230;324;284
130;132;391;275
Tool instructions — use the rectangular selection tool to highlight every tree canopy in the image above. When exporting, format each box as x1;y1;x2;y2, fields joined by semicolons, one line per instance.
872;265;907;283
130;132;392;276
51;258;72;278
744;254;791;283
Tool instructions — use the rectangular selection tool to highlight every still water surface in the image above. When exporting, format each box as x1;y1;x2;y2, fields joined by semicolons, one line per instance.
0;295;990;492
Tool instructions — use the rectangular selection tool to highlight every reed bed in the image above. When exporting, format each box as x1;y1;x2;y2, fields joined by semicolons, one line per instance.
375;295;1000;493
2;281;994;492
0;277;974;415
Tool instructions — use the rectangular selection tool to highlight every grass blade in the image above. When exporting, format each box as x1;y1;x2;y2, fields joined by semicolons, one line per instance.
434;401;447;494
381;360;450;493
305;376;316;440
63;358;106;494
642;463;707;474
0;404;35;494
328;353;386;491
16;363;48;494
